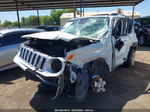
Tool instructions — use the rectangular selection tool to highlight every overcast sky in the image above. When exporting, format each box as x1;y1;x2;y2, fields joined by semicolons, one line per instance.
0;0;149;23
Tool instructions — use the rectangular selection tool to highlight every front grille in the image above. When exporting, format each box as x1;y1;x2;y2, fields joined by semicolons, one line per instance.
19;46;46;70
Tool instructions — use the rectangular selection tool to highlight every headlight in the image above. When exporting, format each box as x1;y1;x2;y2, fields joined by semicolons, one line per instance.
51;59;62;73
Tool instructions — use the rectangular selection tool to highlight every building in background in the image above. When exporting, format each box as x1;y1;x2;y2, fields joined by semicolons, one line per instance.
60;9;141;27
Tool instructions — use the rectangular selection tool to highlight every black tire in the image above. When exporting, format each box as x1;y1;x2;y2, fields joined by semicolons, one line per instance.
124;48;136;68
138;34;146;46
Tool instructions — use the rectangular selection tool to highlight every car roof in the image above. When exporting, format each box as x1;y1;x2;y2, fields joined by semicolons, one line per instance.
0;28;43;35
70;14;128;21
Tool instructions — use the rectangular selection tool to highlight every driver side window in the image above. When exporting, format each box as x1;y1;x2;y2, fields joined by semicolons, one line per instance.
112;20;122;38
116;20;122;36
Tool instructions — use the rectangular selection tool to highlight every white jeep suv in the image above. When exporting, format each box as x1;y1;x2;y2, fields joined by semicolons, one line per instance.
14;14;138;101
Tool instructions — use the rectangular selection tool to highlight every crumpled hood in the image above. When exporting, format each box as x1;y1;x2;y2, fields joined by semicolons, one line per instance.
22;31;98;42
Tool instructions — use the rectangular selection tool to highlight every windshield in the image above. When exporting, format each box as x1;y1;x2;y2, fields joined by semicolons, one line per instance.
142;18;150;26
61;17;109;38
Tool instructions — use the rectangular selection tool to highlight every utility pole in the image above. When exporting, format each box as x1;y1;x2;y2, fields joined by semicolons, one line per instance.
36;9;40;26
15;0;21;28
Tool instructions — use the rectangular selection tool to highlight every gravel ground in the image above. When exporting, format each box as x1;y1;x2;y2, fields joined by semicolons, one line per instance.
0;46;149;112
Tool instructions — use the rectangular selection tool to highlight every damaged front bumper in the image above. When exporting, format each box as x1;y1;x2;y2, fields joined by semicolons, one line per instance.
24;68;61;87
25;68;64;99
14;54;65;99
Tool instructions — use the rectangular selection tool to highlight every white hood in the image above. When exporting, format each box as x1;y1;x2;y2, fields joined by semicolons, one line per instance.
22;31;80;42
22;31;98;42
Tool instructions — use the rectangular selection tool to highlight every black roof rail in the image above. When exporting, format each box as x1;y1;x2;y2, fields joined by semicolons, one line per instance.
111;13;130;19
93;14;110;16
111;13;118;16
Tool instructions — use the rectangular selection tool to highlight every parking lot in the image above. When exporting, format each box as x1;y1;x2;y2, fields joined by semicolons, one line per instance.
0;46;149;111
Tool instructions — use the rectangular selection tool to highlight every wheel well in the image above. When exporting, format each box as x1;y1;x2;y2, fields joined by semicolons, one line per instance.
86;58;111;78
131;42;138;50
131;46;136;50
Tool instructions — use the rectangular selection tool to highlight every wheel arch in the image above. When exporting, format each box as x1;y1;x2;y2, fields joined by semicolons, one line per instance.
85;58;111;79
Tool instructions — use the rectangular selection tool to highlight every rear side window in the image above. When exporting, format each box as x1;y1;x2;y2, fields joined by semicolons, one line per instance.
120;19;130;36
122;20;128;35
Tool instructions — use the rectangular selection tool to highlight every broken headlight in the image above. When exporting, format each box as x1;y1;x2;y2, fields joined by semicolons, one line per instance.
51;59;63;73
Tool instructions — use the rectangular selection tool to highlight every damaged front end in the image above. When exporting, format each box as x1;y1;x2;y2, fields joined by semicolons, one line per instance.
14;17;111;101
14;38;102;100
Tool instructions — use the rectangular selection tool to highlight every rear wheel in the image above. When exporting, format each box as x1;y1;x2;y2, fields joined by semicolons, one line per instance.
124;48;136;67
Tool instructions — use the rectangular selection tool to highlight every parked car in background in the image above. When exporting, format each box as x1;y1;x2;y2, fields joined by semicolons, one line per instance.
0;28;43;71
134;16;150;46
36;25;60;31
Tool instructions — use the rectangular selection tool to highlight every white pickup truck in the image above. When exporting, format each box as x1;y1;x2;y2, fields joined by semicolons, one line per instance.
14;14;138;102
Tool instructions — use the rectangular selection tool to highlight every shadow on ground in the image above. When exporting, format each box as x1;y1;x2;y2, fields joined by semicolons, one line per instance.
0;67;23;84
30;61;150;111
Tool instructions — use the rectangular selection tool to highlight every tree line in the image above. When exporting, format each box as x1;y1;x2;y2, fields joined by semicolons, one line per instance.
0;9;73;28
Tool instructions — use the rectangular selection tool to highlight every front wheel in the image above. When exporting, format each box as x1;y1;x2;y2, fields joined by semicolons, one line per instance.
124;48;136;67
